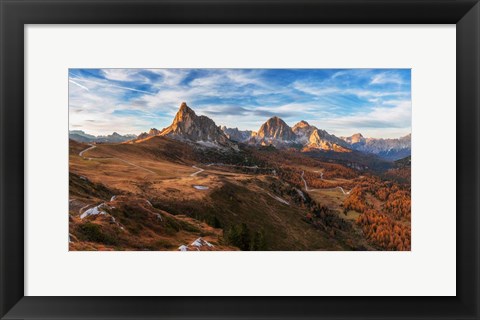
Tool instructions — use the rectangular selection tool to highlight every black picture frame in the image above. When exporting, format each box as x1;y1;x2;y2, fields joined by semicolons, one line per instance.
1;0;479;319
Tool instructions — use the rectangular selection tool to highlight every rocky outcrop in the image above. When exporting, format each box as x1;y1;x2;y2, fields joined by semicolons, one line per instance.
256;116;296;142
221;126;254;142
136;128;161;141
160;102;234;148
342;133;411;160
305;129;351;152
292;120;316;144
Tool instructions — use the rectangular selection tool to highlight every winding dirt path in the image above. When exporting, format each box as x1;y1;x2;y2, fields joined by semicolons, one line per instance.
79;145;96;157
301;170;353;195
190;165;204;177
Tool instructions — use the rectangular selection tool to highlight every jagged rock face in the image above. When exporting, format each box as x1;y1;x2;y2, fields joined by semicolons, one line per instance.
161;102;233;147
221;126;253;142
342;133;411;160
252;117;351;151
136;128;161;140
148;128;161;136
305;129;351;152
292;120;316;144
256;116;296;142
344;133;365;144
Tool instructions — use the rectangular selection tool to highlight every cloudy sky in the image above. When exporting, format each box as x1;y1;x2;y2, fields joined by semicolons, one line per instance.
69;68;411;138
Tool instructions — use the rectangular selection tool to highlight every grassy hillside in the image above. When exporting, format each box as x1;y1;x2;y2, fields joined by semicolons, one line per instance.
69;136;408;251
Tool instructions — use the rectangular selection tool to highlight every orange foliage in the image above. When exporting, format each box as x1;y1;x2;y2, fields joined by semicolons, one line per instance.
343;175;411;251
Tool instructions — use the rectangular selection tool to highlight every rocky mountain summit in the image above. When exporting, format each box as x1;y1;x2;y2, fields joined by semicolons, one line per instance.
72;102;410;160
305;128;351;152
343;133;365;144
292;120;315;143
242;117;349;152
160;102;234;148
256;116;297;143
342;133;411;160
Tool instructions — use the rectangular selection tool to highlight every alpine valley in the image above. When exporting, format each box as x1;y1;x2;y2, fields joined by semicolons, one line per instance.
69;102;411;251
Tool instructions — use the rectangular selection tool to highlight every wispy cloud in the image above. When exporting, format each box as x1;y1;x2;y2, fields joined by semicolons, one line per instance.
69;79;89;91
370;72;406;85
69;68;411;138
70;76;155;95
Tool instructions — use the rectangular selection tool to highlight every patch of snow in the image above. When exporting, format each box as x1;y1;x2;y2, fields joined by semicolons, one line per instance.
155;213;163;221
110;195;117;201
79;203;92;214
191;237;214;247
178;245;188;251
193;185;209;190
80;203;109;219
145;200;153;207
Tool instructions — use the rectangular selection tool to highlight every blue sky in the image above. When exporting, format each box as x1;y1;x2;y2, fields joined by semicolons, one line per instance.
69;68;411;138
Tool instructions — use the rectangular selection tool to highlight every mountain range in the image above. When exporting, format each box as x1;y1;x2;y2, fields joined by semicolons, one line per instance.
69;130;137;143
341;133;411;161
70;102;411;161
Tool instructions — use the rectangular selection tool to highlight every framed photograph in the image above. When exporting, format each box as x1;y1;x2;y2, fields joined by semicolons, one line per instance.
1;0;479;319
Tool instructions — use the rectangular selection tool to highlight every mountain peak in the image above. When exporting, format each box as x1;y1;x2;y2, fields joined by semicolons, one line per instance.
292;120;311;130
257;116;295;142
350;133;364;143
341;132;365;145
292;120;316;143
148;128;160;135
178;101;191;113
265;116;288;126
160;102;233;148
174;102;195;122
305;128;351;152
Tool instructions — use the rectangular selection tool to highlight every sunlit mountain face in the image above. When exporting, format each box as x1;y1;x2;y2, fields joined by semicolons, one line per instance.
69;69;411;251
